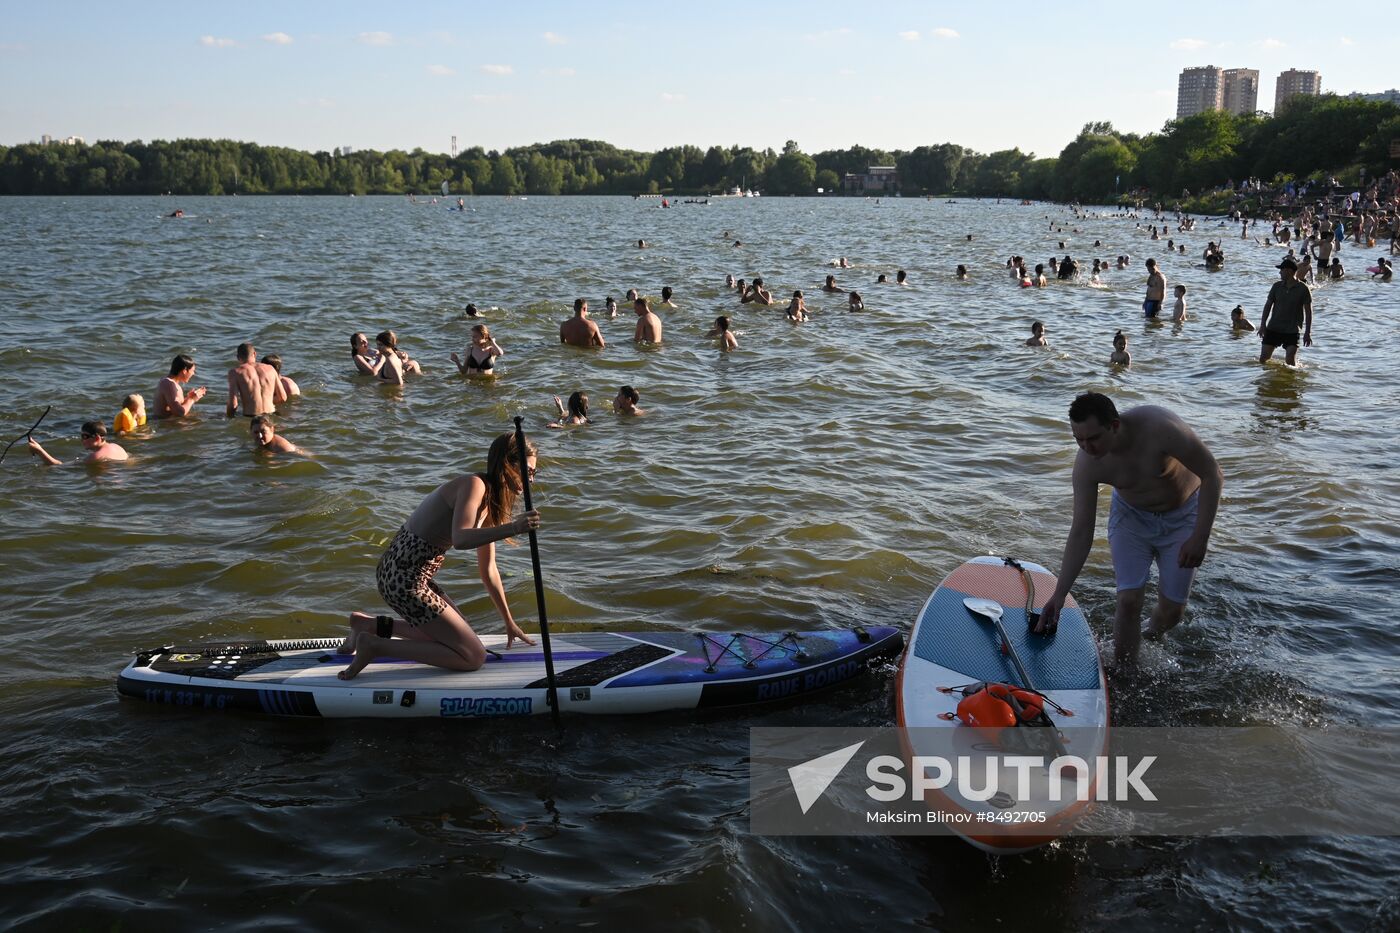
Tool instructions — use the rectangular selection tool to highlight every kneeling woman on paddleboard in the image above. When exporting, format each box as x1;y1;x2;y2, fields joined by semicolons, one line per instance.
338;432;540;680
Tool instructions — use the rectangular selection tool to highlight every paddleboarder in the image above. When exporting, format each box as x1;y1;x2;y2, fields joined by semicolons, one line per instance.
337;431;541;680
1038;392;1223;665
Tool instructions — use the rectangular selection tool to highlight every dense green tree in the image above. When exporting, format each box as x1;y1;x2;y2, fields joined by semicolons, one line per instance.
765;146;817;195
815;169;840;192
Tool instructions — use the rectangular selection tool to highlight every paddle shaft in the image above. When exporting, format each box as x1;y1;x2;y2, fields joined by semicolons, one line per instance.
0;405;52;465
513;417;562;728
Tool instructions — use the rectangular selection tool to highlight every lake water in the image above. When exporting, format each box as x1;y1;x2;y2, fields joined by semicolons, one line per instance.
2;195;1397;930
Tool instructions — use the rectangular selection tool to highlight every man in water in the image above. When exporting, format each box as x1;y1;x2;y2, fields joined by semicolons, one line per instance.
614;385;645;415
1142;258;1166;317
560;298;605;348
28;420;128;465
1039;392;1223;665
226;343;283;418
633;298;663;344
1257;257;1313;366
154;354;208;418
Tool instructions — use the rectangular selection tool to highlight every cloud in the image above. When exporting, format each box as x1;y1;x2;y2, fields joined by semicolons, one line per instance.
426;64;455;76
199;35;237;48
1340;36;1355;46
542;67;577;77
932;27;959;39
660;92;685;102
899;30;920;41
1256;37;1286;48
542;31;567;45
1170;37;1208;50
262;32;293;45
471;94;510;103
480;64;513;75
357;31;393;46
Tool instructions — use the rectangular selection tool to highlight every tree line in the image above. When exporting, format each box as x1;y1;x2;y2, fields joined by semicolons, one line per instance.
1;95;1395;201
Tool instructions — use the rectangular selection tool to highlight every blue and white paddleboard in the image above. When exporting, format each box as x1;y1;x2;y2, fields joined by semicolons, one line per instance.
119;627;902;719
898;556;1109;853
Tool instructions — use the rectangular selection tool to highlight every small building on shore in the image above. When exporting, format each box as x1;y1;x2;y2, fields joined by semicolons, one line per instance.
842;166;898;194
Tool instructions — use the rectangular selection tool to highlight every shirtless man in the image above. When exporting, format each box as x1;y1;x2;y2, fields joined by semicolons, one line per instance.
28;420;128;465
1142;258;1166;318
226;343;283;418
633;298;662;344
250;415;300;455
560;298;605;348
742;277;774;305
263;354;300;397
613;385;645;415
154;354;208;419
1039;392;1223;665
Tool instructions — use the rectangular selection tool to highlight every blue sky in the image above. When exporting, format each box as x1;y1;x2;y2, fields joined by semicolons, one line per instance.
1;1;1395;157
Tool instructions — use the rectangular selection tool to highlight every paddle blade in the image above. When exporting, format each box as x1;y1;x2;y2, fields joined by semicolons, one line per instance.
963;597;1003;623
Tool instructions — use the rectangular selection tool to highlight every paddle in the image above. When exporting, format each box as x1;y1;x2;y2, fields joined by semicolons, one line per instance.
513;416;562;729
0;406;52;465
963;596;1068;757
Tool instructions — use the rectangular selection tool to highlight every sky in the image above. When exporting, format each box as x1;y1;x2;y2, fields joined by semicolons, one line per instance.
2;1;1396;159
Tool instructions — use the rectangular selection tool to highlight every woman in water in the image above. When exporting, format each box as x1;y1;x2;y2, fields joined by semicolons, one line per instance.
452;324;504;376
350;332;379;375
785;291;809;321
549;391;592;428
822;274;845;293
337;432;541;679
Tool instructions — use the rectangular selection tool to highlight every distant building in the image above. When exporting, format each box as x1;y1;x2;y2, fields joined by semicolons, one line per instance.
40;134;52;145
842;166;898;194
1275;69;1322;111
63;135;85;146
1177;66;1223;118
1347;88;1400;106
1222;69;1260;115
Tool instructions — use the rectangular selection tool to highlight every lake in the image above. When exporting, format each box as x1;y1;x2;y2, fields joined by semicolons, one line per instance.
2;194;1397;930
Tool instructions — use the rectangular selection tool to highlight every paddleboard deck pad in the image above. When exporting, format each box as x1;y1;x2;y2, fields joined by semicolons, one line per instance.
898;556;1108;853
119;627;902;718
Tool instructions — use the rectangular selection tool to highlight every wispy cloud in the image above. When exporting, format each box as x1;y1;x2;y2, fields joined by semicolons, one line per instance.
899;30;920;41
480;63;513;76
660;92;685;102
1340;36;1355;46
1170;37;1208;50
1256;37;1286;48
542;67;576;77
357;31;393;46
199;35;237;48
542;31;567;45
426;64;455;77
932;27;959;39
262;32;293;45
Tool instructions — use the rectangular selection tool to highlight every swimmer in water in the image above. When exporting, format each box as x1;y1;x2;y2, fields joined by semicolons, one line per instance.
876;273;888;284
1025;321;1048;347
896;270;908;285
1110;330;1131;367
251;415;300;455
956;264;968;280
262;354;301;398
785;291;809;322
708;315;739;350
605;295;619;318
549;391;592;428
28;419;128;465
452;324;505;376
614;385;644;415
113;393;146;434
822;274;845;293
660;286;676;307
848;291;864;311
1230;305;1255;332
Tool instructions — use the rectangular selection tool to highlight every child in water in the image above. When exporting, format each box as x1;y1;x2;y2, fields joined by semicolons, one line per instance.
848;291;864;311
785;292;809;322
113;394;146;434
1171;284;1188;322
1110;330;1131;367
1025;321;1048;347
1230;305;1256;332
707;315;739;351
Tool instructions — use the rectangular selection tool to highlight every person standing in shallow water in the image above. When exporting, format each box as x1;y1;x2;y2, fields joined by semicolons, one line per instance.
338;432;541;680
1258;257;1312;366
1039;392;1223;666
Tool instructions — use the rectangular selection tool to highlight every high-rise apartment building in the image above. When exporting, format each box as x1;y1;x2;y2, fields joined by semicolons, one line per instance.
1222;69;1260;115
1177;66;1223;118
1275;69;1322;110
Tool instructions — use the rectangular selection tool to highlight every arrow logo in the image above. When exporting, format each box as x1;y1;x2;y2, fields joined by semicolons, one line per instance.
787;741;866;814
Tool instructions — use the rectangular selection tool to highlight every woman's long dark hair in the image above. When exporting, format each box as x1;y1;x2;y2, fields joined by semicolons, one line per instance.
483;432;537;528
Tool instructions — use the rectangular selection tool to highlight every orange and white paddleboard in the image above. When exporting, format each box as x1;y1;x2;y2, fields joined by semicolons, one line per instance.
896;556;1109;853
